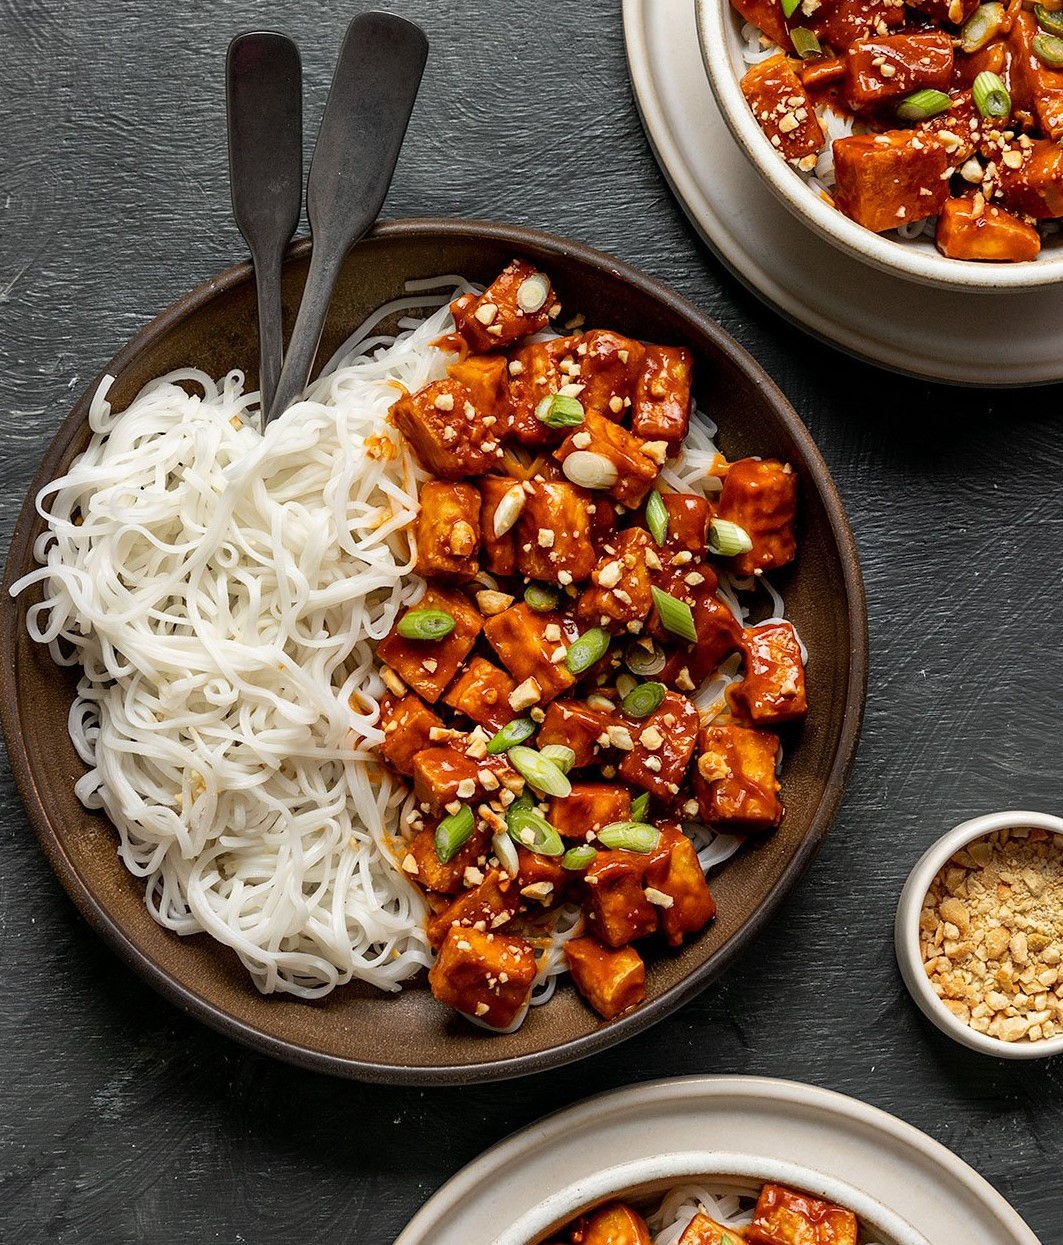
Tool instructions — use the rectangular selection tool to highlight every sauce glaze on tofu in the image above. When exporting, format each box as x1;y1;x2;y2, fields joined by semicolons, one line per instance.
375;261;807;1030
732;0;1063;261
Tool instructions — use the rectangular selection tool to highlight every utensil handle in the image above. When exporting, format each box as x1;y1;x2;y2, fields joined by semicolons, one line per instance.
265;11;428;424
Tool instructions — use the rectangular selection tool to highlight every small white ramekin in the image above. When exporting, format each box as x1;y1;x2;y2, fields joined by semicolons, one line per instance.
895;810;1063;1060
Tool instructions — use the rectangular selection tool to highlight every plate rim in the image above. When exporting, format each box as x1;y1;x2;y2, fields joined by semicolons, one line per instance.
0;216;868;1084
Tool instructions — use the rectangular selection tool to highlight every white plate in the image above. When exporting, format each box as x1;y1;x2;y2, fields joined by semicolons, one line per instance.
623;0;1063;386
393;1076;1042;1245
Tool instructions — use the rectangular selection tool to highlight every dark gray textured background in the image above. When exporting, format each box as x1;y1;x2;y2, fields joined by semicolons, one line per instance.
1;1;1060;1242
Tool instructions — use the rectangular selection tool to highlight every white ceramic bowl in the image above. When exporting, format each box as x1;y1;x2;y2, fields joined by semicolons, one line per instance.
694;0;1063;292
895;809;1063;1059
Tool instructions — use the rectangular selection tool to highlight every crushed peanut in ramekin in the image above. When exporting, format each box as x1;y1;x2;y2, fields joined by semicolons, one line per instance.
920;826;1063;1043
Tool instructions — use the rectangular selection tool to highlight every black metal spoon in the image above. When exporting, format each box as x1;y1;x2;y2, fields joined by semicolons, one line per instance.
226;31;303;417
265;11;428;426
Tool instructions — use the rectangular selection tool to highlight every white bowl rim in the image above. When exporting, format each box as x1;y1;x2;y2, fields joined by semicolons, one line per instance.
694;0;1063;292
894;809;1063;1059
495;1150;931;1245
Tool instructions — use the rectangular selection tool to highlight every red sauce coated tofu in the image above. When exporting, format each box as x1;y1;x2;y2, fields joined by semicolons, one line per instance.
450;259;555;353
415;481;481;579
564;937;646;1019
809;0;906;51
378;694;444;776
577;528;655;630
550;783;632;840
715;457;798;577
645;824;716;946
583;849;658;947
916;91;978;162
426;868;522;947
515;480;596;584
516;846;571;905
660;492;710;556
428;924;536;1026
730;0;791;48
478;475;520;575
677;1212;744;1245
728;622;808;726
376;587;482;703
577;329;645;417
507;334;578;447
403;822;490;895
1009;12;1063;141
935;197;1040;262
741;55;825;166
996;138;1063;219
906;0;979;24
695;723;783;830
483;602;579;704
618;690;700;799
447;354;511;426
554;409;662;508
650;568;741;684
390;378;500;479
845;32;953;107
631;345;692;450
412;746;513;815
442;656;517;731
746;1184;858;1245
832;131;948;233
538;699;615;768
571;1204;652;1245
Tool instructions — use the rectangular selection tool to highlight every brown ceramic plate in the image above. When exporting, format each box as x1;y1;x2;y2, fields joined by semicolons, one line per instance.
0;219;867;1084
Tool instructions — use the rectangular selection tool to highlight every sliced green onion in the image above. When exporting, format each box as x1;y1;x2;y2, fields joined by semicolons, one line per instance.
507;745;573;797
524;582;560;612
1035;3;1063;37
492;828;520;876
1033;31;1063;67
597;821;661;853
630;791;651;822
506;792;534;823
435;805;475;863
396;608;455;641
624;638;666;677
708;518;754;557
651;586;697;643
780;0;801;17
565;627;611;675
539;743;576;774
961;2;1005;52
972;70;1011;118
622;681;666;719
789;26;821;57
561;844;598;870
535;393;585;428
646;490;669;546
506;805;565;856
486;717;536;754
896;88;952;121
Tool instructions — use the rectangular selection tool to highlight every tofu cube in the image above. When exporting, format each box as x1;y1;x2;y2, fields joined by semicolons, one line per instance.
729;0;792;48
549;783;632;840
554;409;661;508
916;91;978;163
390;378;500;479
426;868;523;948
747;1184;859;1245
515;480;597;584
904;0;979;24
694;723;783;831
832;131;948;233
477;475;521;575
378;694;444;776
935;197;1040;263
447;353;512;426
428;924;537;1026
412;746;514;815
809;0;907;51
571;1204;653;1245
996;138;1063;219
845;32;953;107
659;492;710;556
715;457;798;577
677;1213;744;1245
483;602;579;704
577;528;654;630
450;259;556;353
507;334;578;447
516;846;571;905
728;621;808;726
576;329;645;417
564;937;646;1020
650;566;742;685
538;698;616;768
645;824;717;946
631;345;693;450
403;822;490;895
1009;12;1063;141
442;656;518;731
415;480;482;579
376;587;482;703
583;849;658;947
618;690;700;799
741;55;825;165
